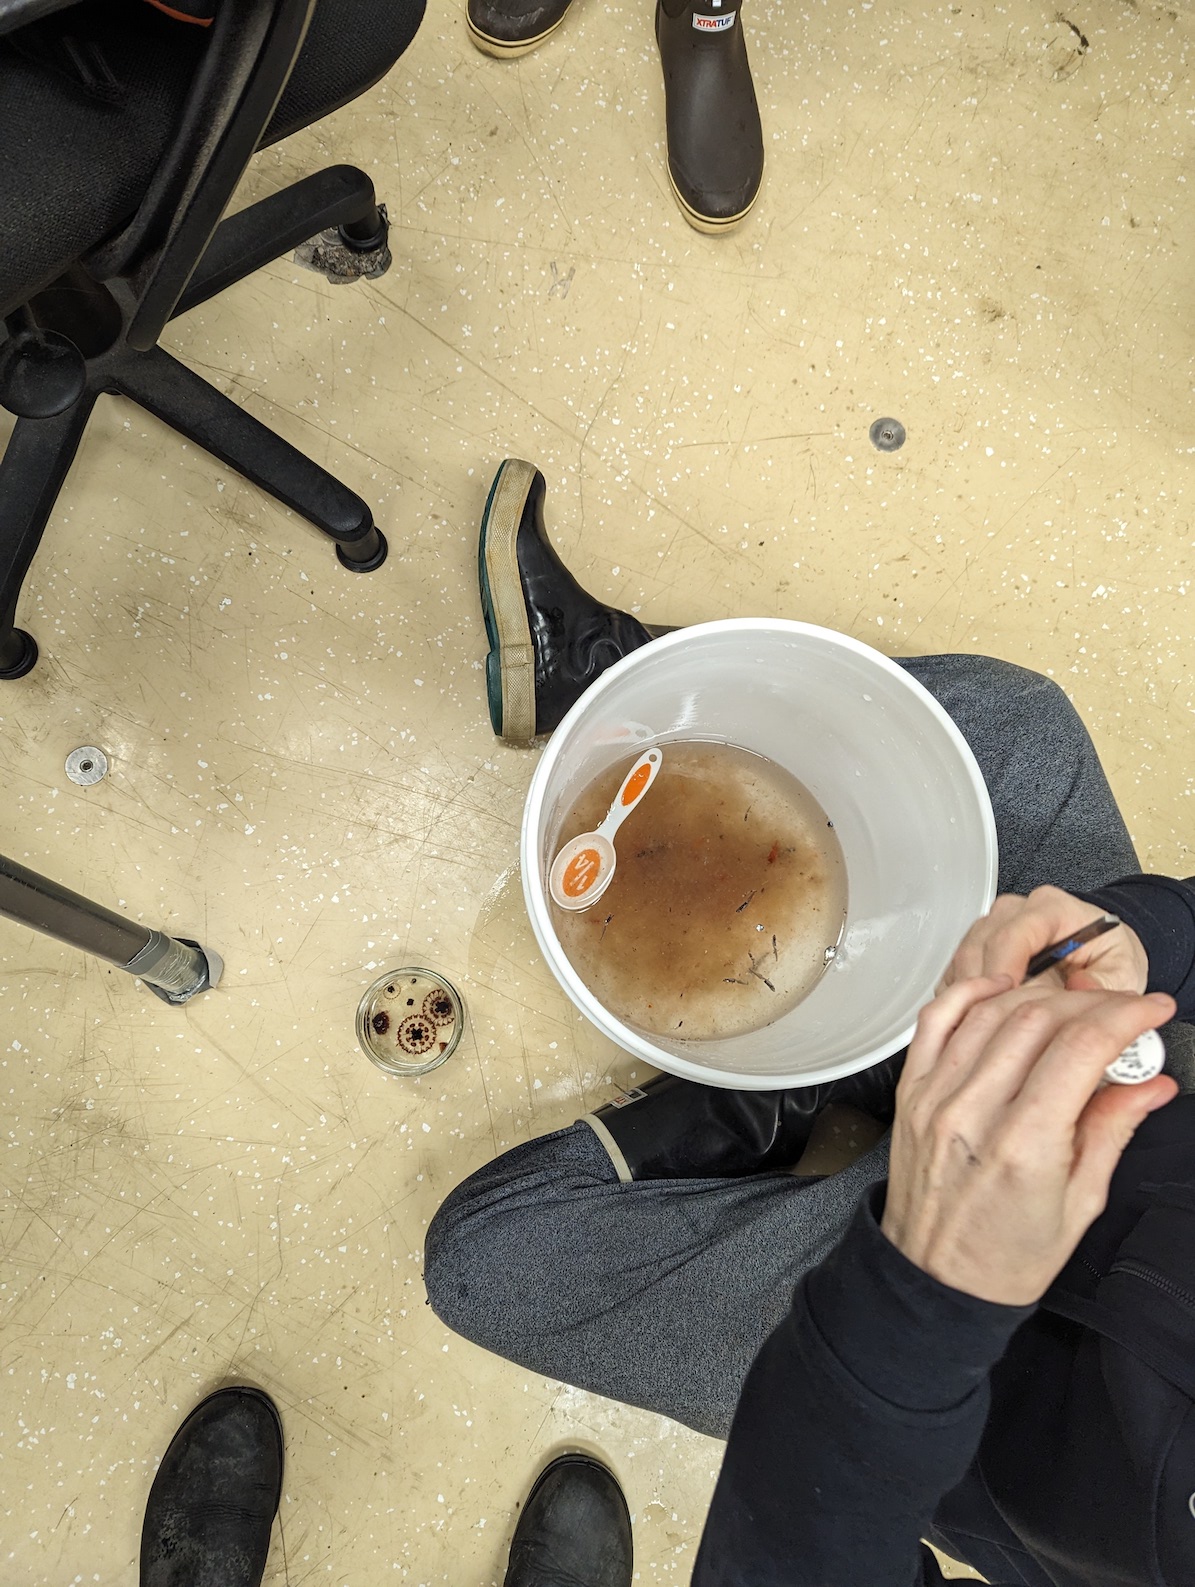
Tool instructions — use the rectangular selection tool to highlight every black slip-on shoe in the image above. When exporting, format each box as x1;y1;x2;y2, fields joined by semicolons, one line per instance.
468;0;576;57
478;458;669;745
505;1453;633;1587
140;1386;283;1587
655;0;764;231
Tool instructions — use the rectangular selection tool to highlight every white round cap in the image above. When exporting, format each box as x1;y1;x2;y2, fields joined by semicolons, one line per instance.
1104;1028;1165;1086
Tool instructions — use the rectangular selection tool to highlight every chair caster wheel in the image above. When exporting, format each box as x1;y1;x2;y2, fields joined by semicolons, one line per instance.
337;527;388;573
0;629;38;680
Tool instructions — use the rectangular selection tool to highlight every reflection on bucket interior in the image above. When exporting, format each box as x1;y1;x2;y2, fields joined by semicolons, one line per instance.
548;740;848;1040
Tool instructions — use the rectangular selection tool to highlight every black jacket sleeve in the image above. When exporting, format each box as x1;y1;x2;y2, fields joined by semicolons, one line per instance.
1077;875;1195;1020
692;1186;1032;1587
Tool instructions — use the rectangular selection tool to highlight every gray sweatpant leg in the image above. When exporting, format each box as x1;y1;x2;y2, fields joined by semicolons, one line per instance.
426;654;1188;1439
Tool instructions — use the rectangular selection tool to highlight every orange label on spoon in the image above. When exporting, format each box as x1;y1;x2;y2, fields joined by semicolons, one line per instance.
621;761;654;806
562;847;602;899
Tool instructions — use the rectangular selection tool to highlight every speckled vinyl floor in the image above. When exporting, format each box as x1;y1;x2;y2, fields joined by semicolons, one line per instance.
3;1;1194;1581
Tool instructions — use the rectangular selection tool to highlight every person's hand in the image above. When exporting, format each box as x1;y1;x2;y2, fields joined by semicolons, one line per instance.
880;975;1178;1306
940;886;1149;996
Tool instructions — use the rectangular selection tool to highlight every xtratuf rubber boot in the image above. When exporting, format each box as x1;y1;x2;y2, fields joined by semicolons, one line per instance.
478;459;672;745
655;0;764;231
467;0;576;57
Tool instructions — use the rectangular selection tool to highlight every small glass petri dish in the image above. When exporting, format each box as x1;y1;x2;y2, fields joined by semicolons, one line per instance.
356;967;464;1077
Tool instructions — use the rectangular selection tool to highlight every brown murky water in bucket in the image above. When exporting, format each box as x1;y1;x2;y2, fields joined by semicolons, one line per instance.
549;741;848;1039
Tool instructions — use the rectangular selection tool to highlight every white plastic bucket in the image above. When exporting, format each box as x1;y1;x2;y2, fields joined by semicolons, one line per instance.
521;620;998;1089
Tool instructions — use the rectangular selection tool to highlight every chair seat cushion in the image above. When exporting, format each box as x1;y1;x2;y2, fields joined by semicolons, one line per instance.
0;0;425;319
1;2;205;316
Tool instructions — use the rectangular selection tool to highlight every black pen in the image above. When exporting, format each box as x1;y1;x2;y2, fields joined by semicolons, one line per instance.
1025;915;1121;979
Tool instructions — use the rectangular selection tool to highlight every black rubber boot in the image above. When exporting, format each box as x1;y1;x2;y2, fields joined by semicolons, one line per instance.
478;458;672;745
655;0;764;231
505;1454;633;1587
582;1061;905;1181
467;0;576;57
140;1386;283;1587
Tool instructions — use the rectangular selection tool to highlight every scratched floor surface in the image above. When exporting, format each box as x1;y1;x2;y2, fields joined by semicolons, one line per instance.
3;0;1194;1580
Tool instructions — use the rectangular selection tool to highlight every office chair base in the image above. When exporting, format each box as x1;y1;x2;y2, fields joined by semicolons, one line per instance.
0;165;394;678
0;329;87;419
0;629;39;680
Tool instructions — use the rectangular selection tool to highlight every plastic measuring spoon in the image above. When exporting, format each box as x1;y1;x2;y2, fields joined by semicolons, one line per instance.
549;748;663;912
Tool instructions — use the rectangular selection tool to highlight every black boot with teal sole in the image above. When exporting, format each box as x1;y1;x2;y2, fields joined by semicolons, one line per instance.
478;458;671;745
